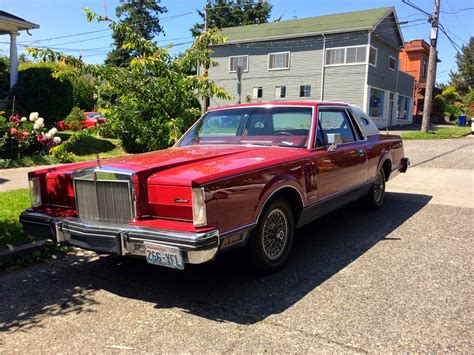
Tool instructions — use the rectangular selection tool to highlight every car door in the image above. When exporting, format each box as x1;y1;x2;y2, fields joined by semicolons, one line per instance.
311;107;368;202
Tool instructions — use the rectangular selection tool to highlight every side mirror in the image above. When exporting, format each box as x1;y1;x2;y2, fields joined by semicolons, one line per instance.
327;133;342;151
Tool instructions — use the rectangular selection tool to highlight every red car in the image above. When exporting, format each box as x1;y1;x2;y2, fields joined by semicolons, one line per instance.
21;102;409;272
56;112;106;131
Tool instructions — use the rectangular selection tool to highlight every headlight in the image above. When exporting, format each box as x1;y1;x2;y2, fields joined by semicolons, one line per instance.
192;188;207;227
28;177;42;208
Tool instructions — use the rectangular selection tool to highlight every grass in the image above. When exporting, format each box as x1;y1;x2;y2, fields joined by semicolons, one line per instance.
59;130;125;162
0;130;127;169
0;188;72;269
401;126;471;140
0;189;33;249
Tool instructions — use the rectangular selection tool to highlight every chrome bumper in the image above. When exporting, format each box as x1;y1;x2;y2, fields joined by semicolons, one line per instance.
19;210;220;265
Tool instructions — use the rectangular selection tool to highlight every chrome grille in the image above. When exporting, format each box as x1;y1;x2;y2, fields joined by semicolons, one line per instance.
74;179;134;224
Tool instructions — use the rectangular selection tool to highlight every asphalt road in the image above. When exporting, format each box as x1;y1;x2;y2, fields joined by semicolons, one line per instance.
0;137;473;352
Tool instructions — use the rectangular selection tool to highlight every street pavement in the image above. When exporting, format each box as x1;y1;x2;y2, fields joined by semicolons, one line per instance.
0;137;473;352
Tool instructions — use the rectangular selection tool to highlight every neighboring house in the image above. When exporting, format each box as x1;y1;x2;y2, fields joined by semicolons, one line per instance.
208;7;415;129
0;11;39;90
399;39;438;118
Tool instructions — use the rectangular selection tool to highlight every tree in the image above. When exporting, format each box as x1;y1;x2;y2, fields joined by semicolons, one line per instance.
191;0;272;37
29;9;232;153
449;36;473;96
105;0;167;67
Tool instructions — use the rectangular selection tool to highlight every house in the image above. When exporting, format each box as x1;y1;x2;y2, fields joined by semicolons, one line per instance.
399;39;438;118
0;10;39;90
208;7;415;129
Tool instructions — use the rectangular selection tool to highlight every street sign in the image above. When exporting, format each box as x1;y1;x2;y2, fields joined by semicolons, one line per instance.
236;65;244;81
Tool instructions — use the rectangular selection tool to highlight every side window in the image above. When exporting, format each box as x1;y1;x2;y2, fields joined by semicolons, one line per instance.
318;109;355;144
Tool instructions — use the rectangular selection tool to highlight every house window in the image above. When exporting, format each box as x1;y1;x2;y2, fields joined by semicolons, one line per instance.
397;95;411;119
369;46;377;66
326;48;345;65
275;86;286;98
252;87;263;99
369;88;385;118
388;56;397;71
346;46;367;64
421;59;427;78
326;46;367;65
268;52;290;70
229;55;248;72
299;85;311;97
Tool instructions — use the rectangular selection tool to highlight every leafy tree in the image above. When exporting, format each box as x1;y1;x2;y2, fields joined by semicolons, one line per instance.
191;0;273;37
449;36;473;95
28;9;232;153
105;0;167;67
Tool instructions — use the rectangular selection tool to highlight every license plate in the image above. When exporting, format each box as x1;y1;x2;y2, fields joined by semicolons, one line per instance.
144;243;184;270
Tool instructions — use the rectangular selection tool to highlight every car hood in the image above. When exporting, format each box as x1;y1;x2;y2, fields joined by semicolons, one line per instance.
32;145;309;186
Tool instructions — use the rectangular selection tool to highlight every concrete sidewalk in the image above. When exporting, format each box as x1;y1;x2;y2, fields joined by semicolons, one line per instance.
0;164;61;192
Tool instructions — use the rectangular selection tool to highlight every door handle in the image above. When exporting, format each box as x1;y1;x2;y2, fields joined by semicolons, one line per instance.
358;148;365;157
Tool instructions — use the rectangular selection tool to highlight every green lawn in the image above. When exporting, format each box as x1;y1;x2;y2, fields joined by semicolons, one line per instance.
0;189;33;250
401;126;471;140
58;131;126;162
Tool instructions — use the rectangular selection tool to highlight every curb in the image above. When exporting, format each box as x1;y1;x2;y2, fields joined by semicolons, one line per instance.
0;240;47;258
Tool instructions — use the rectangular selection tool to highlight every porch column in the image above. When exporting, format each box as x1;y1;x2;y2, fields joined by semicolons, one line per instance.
9;31;19;90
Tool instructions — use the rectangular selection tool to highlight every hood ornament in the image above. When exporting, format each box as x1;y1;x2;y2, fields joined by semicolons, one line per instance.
96;153;101;168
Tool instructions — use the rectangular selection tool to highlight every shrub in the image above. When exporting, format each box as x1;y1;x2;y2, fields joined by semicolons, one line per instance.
64;106;85;131
13;62;73;123
0;56;9;99
0;111;62;160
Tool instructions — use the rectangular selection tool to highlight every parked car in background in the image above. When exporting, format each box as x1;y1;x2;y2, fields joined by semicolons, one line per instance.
21;101;409;273
56;112;106;131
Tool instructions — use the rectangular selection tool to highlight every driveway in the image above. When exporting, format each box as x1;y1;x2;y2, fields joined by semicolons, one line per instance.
0;138;473;352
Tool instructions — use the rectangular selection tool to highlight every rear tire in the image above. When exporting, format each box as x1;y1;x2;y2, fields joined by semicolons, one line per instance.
246;198;295;273
360;169;386;210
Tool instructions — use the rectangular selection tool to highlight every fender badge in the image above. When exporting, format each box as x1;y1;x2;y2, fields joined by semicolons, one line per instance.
174;198;189;204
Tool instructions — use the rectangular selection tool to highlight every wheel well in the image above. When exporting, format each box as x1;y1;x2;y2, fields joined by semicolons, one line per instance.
382;159;392;181
261;187;303;222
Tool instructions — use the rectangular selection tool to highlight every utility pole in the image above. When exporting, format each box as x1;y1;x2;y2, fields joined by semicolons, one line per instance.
421;0;441;133
202;6;209;116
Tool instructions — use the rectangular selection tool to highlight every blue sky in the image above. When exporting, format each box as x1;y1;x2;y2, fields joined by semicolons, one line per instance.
0;0;472;83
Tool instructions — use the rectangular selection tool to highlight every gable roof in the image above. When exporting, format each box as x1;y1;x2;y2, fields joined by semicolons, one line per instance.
218;7;397;44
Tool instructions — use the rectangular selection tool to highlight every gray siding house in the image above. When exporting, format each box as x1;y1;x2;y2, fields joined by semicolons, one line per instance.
208;7;415;129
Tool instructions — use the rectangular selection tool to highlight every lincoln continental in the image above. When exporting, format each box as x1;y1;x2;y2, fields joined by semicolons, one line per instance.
20;102;409;272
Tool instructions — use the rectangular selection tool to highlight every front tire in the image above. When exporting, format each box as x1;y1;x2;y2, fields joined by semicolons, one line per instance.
361;169;386;210
246;199;295;273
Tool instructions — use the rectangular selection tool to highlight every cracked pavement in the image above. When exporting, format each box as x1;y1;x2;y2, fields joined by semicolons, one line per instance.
0;137;473;352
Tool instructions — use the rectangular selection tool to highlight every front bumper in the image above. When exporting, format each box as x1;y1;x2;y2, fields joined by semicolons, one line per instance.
19;210;220;265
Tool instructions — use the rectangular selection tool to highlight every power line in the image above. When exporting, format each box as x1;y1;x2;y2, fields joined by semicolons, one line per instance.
23;10;196;45
441;7;474;14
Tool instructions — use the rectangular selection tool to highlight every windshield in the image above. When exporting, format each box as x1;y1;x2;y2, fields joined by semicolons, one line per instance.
178;106;313;148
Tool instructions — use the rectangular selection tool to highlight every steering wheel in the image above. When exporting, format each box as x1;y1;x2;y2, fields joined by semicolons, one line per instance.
275;131;294;136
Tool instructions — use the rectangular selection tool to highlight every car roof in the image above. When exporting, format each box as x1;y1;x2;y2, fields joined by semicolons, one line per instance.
208;101;350;111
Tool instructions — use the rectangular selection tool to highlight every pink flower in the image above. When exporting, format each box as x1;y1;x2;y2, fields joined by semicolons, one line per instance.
9;115;20;124
9;127;18;135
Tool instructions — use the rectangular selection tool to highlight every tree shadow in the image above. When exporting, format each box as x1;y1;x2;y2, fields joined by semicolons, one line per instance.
0;192;431;332
0;178;9;185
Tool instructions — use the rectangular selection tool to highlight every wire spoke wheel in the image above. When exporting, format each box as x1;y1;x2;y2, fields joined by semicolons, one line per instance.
262;208;289;261
373;171;385;203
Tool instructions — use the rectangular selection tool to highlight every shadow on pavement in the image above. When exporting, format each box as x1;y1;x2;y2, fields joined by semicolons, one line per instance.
0;192;431;331
0;178;9;185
